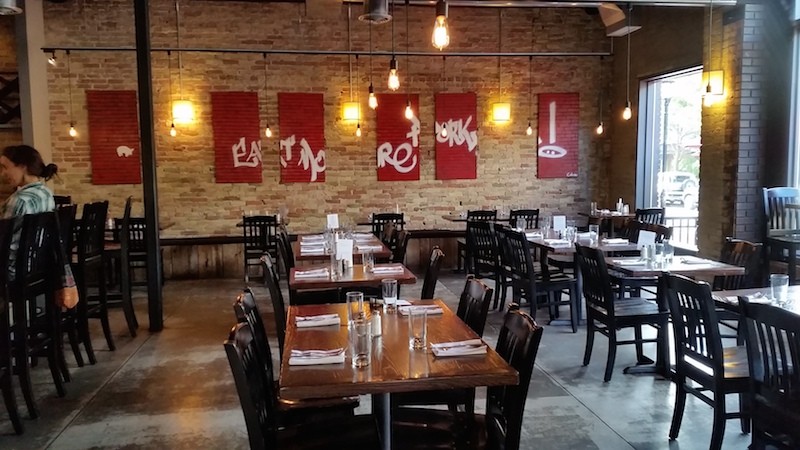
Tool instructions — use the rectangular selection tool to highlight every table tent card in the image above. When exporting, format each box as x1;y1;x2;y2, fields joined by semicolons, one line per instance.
336;239;354;267
637;230;657;248
552;215;567;232
326;214;339;230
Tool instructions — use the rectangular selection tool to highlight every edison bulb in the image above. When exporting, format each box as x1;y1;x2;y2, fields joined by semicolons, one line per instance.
68;124;77;137
622;102;632;121
388;58;400;91
170;123;177;137
526;122;533;136
441;126;447;138
595;122;604;135
404;103;414;120
356;123;362;137
368;92;378;110
432;17;450;50
265;125;272;138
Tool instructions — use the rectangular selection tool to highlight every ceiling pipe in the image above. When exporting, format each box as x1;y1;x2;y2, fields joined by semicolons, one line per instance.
0;0;22;15
344;0;736;7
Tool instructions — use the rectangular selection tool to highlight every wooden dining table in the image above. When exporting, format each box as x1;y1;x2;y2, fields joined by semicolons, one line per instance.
292;233;392;261
279;300;518;450
604;255;745;377
289;263;417;290
713;285;800;317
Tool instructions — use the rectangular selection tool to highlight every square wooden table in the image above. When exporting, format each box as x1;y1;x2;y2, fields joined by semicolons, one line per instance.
766;232;800;285
289;263;417;291
279;300;518;450
293;233;392;261
713;285;800;317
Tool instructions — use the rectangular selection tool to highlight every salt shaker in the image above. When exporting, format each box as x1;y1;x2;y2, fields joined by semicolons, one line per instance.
369;297;382;337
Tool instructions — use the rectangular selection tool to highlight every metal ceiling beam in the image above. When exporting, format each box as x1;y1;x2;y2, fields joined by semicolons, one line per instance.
344;0;736;7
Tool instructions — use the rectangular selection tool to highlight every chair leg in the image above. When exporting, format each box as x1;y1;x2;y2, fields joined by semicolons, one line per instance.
66;322;84;367
634;325;645;363
710;392;727;450
669;378;687;440
100;304;116;351
1;374;23;434
78;311;97;365
583;319;595;366
47;349;66;397
569;287;578;333
603;331;617;382
738;392;751;434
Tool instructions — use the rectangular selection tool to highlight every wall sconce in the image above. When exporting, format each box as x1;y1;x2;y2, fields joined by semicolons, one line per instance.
492;102;511;123
342;101;360;121
702;70;724;106
172;99;195;124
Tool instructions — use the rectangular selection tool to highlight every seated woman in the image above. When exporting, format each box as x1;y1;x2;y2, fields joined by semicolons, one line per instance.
0;145;58;278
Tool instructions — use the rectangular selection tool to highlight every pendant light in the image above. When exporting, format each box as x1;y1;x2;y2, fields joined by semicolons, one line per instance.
263;53;272;138
596;56;604;135
47;51;57;67
621;4;633;121
387;0;400;91
66;50;77;137
492;11;510;123
368;23;378;109
172;0;194;125
702;0;724;106
356;55;362;136
404;0;414;120
440;56;447;137
431;0;449;51
526;56;533;136
167;50;177;137
343;6;360;122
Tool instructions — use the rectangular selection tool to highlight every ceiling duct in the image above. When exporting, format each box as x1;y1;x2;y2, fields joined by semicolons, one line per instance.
599;3;641;36
0;0;22;15
359;0;392;24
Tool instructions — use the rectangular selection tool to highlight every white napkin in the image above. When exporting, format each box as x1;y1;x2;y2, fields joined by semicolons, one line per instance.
326;214;339;230
354;233;374;239
371;264;405;274
301;240;326;247
679;257;709;265
612;259;645;266
357;245;383;251
544;239;570;246
301;248;326;255
302;234;325;241
288;348;346;366
294;268;330;279
431;339;487;357
295;314;341;328
602;238;629;245
399;305;444;316
525;232;543;240
395;299;412;306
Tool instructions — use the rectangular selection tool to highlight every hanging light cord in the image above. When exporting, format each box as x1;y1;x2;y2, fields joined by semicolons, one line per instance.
356;55;360;104
391;0;395;57
625;3;631;104
498;10;502;96
168;51;174;119
441;56;446;92
528;56;533;120
369;23;373;84
67;50;74;122
708;0;713;72
405;0;410;100
263;52;269;109
175;0;183;97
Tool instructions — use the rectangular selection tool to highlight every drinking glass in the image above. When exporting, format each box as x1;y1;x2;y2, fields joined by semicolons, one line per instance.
770;274;790;307
654;243;664;266
640;244;654;263
541;216;551;239
351;319;371;368
662;239;674;264
590;201;598;215
346;291;365;323
362;251;375;273
382;279;398;313
408;308;428;350
515;217;526;231
564;226;577;244
588;224;600;246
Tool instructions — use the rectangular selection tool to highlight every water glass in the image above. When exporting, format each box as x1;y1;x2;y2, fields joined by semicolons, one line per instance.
590;201;598;215
346;291;365;323
770;274;790;307
330;254;343;280
351;318;371;368
662;239;674;263
588;224;600;246
382;279;398;313
362;251;375;273
564;226;577;244
515;217;526;231
654;243;664;265
408;308;428;350
640;244;654;262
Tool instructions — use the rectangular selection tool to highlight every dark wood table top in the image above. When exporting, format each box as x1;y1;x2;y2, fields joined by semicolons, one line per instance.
713;285;800;316
279;300;518;400
527;236;640;254
289;263;417;290
441;214;510;223
293;233;391;261
578;211;636;219
605;255;745;278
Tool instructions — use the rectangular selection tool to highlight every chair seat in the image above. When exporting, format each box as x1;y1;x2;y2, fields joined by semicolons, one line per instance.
392;388;470;410
276;415;381;449
393;407;493;450
590;297;661;318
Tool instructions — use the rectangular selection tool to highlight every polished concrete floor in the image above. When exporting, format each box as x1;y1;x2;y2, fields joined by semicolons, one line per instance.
0;273;753;449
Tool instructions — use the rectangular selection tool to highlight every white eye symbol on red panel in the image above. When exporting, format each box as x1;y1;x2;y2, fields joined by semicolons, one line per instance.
537;101;567;159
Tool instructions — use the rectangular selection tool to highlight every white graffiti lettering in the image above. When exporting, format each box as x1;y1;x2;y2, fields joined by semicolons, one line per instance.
232;137;262;168
377;142;418;174
434;115;478;152
280;134;326;182
537;101;568;159
406;115;421;147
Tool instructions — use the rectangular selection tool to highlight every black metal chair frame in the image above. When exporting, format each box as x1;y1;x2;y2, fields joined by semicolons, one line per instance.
420;246;444;300
242;215;278;282
0;217;23;433
456;210;497;272
508;209;539;229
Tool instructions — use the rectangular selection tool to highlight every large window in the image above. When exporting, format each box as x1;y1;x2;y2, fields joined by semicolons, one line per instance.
636;68;703;250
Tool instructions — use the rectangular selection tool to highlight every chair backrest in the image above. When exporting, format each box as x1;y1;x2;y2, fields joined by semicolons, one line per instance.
635;207;665;225
466;220;497;276
0;218;12;379
261;254;286;359
508;209;539;229
665;274;725;382
77;201;108;263
127;217;148;253
224;322;279;450
485;305;544;450
713;237;763;291
467;209;497;222
242;215;279;256
56;203;77;260
455;275;494;337
740;299;800;424
763;187;800;234
420;246;444;300
391;230;411;264
497;227;538;301
233;288;277;381
574;244;617;320
54;195;72;207
639;222;672;242
275;227;294;278
371;213;404;237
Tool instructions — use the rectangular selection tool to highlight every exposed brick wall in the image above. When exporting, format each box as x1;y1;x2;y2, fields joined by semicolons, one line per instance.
38;1;613;236
0;17;22;161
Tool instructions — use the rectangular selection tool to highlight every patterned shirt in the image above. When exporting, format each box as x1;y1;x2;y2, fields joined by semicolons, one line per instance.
1;181;56;278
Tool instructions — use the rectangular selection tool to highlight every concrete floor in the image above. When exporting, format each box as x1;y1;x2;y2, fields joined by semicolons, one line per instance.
0;273;753;449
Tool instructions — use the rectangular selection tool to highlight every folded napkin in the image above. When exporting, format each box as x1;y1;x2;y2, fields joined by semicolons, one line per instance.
525;232;543;240
357;245;383;251
295;314;341;328
726;294;772;305
544;239;571;246
679;257;710;265
371;265;405;274
577;232;592;239
612;259;645;266
395;299;412;306
354;233;374;239
602;238;629;245
300;241;326;247
302;234;325;241
431;339;487;357
399;305;444;316
294;268;330;279
301;248;326;255
288;348;346;366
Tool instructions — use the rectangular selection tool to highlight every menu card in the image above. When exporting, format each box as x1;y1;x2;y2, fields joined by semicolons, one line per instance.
326;213;339;230
552;215;567;232
637;230;656;248
336;238;354;266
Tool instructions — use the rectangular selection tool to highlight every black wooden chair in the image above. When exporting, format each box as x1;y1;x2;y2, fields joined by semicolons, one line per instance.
420;246;444;300
665;274;750;450
740;298;800;449
242;215;278;282
370;212;404;238
105;197;138;338
10;212;68;419
611;221;673;298
575;243;668;381
394;304;544;450
54;195;72;207
508;208;539;229
391;230;411;264
224;322;379;449
763;186;800;236
712;238;763;342
261;255;287;360
122;216;165;287
56;204;77;261
465;221;500;300
77;201;115;354
635;207;665;225
456;210;497;272
0;217;23;433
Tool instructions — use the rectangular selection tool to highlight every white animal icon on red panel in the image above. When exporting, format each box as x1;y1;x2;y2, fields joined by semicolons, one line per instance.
116;146;135;157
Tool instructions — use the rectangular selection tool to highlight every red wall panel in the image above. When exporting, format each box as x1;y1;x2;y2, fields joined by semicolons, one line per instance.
87;90;142;185
278;93;326;183
211;91;263;183
435;92;478;180
376;93;420;181
537;93;580;179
